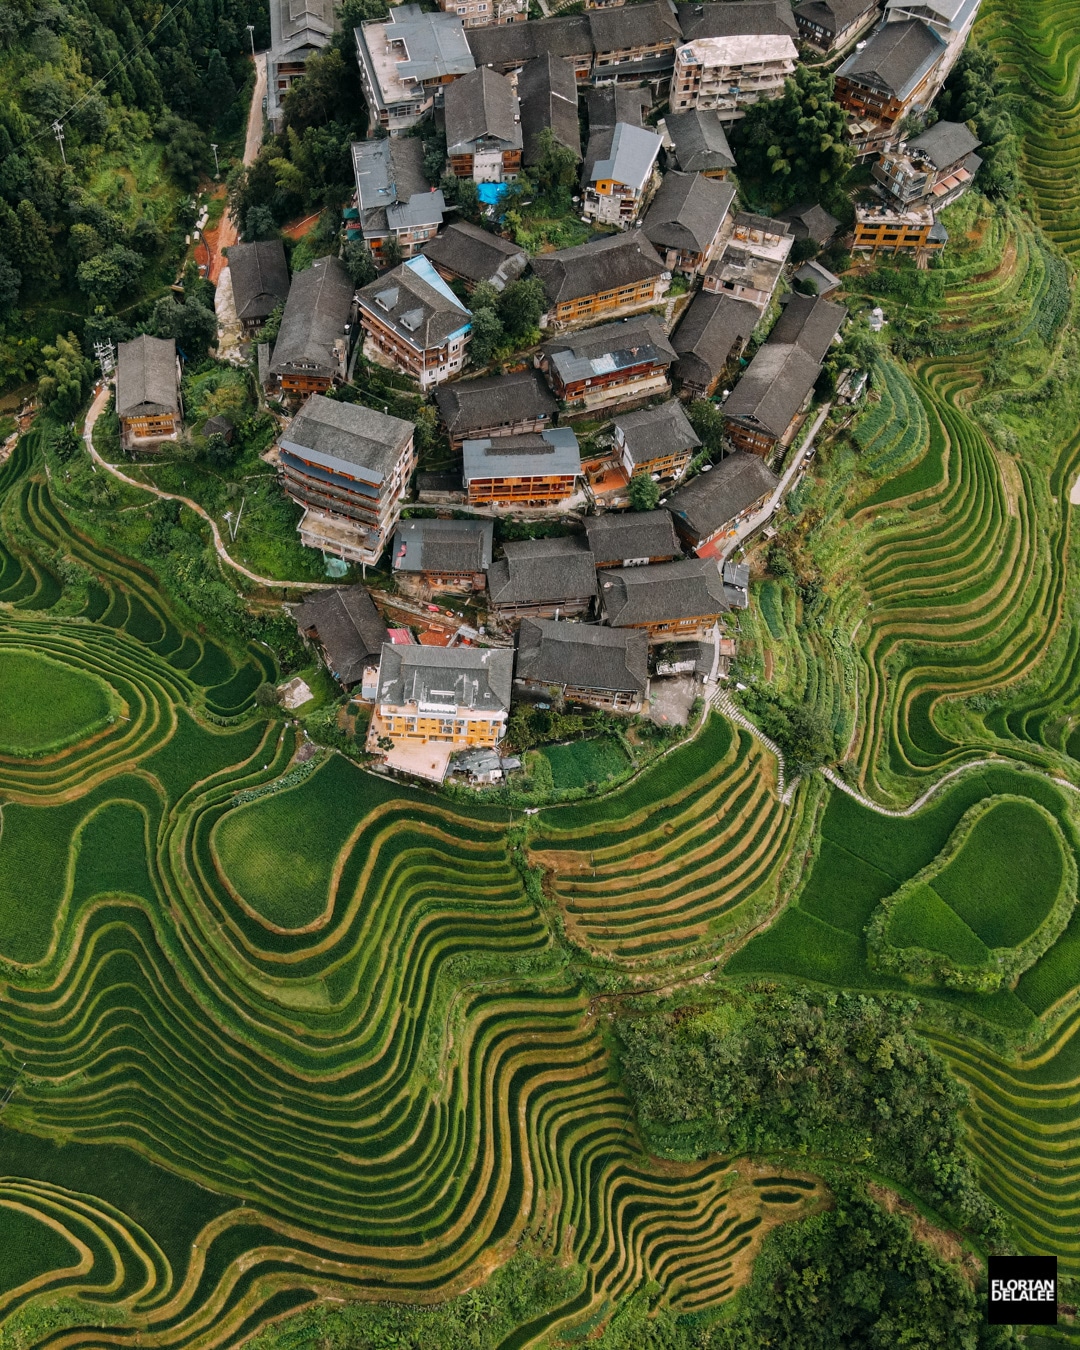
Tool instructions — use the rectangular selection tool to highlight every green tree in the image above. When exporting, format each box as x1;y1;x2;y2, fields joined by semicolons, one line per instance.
441;174;481;223
150;295;218;358
203;49;236;128
203;432;240;468
627;474;660;511
532;126;579;198
937;43;1019;199
0;254;21;309
38;332;92;420
686;398;726;459
283;48;356;131
496;275;547;343
243;205;280;242
76;245;145;306
158;115;208;191
11;199;55;282
731;66;853;210
343;239;378;285
468;306;504;367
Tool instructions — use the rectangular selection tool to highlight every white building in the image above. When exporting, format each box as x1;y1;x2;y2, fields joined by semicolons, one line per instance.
671;32;798;122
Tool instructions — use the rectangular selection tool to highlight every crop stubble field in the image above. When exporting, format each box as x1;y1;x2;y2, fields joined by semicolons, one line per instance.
6;0;1080;1341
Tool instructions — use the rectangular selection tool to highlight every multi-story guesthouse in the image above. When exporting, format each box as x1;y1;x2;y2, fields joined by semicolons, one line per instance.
444;66;523;182
487;536;598;620
872;119;982;207
115;335;182;450
357;256;471;390
436;0;526;30
267;255;355;399
277;393;417;566
670;30;798;121
349;137;446;264
581;122;663;229
225;240;290;333
671;289;758;398
422;221;527;293
462;427;582;507
537;314;677;412
436;369;558;450
613;399;701;484
703;212;793;310
267;0;336;132
584;510;681;568
515;620;650;712
663;108;737;178
292;584;389;697
517;54;582;171
853;202;948;257
723;292;845;455
643;170;736;275
355;4;475;131
391;518;494;593
599;557;729;638
531;232;671;327
666;450;780;556
793;0;881;53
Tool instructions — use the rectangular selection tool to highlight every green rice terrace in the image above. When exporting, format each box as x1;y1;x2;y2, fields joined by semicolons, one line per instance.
9;0;1080;1343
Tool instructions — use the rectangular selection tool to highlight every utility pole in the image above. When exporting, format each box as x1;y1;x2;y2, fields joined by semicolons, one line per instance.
210;143;220;178
247;23;256;56
93;340;115;380
51;120;66;164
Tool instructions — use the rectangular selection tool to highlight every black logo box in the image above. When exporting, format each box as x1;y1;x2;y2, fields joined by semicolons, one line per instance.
987;1255;1058;1326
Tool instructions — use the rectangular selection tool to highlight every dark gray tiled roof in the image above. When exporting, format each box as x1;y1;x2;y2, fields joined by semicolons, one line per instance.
584;509;680;563
352;137;446;234
794;259;841;294
770;291;846;362
836;17;945;99
516;618;648;695
518;54;582;166
436;368;557;437
270;255;354;378
226;240;290;323
671;290;758;388
723;342;823;439
587;84;650;134
531;232;668;306
907;118;981;169
293;585;388;686
376;642;514;712
588;0;681;50
467;13;592;67
664;109;736;173
666;451;778;538
488;535;598;606
281;393;413;483
445;66;522;155
392;517;494;573
600;557;728;625
614;399;700;467
116;335;178;417
643;170;735;255
422;221;527;289
677;0;797;40
794;0;876;35
358;257;471;349
776;201;841;245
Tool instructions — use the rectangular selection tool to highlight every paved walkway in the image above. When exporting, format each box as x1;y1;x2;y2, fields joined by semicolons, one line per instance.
710;684;796;805
720;402;832;561
82;384;330;592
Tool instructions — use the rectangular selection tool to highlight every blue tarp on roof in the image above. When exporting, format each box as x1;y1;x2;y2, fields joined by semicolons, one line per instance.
477;182;510;206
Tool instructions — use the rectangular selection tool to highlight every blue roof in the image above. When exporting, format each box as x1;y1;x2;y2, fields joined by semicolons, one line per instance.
404;255;469;312
478;182;511;206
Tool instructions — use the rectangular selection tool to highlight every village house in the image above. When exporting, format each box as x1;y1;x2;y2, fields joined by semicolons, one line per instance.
515;619;650;711
671;289;758;398
444;66;523;182
675;1;798;44
267;0;336;132
267;255;355;399
115;335;182;449
587;84;650;134
437;0;525;30
292;585;389;696
793;0;881;53
537;314;677;412
643;170;736;275
463;426;582;506
391;517;494;592
277;393;417;567
666;450;779;556
853;202;948;257
355;4;475;131
357;256;472;390
225;240;290;333
584;509;681;568
794;258;842;296
670;30;798;122
518;55;583;170
531;233;671;328
349;137;445;264
703;212;793;310
581;122;663;229
872;119;982;208
884;0;980;89
613;399;701;483
723;292;845;456
422;221;528;294
487;536;597;620
436;369;557;450
466;13;594;80
776;202;841;250
599;556;729;638
663;108;736;177
369;644;515;780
